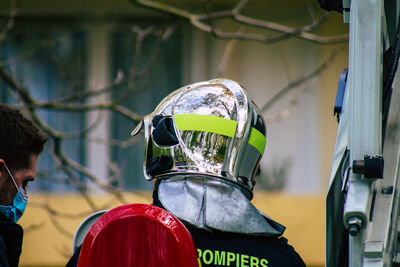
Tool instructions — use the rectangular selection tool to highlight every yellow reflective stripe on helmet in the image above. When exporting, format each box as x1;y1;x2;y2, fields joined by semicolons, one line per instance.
174;114;237;137
248;128;266;155
173;114;266;155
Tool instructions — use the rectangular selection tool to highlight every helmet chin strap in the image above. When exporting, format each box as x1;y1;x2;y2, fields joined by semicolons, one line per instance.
157;175;285;236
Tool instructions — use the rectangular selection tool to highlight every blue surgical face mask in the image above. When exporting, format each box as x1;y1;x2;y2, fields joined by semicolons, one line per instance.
0;165;28;223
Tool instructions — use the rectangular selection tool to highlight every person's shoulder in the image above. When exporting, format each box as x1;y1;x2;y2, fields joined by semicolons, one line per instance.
269;236;306;267
0;214;23;237
239;234;306;267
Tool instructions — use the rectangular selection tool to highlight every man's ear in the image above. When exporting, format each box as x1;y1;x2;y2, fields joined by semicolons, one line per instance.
0;160;6;180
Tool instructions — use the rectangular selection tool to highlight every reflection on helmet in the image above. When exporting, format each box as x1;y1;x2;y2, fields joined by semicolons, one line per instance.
133;78;266;195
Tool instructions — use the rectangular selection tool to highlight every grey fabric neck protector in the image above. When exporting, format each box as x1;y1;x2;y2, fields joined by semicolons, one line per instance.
157;175;285;236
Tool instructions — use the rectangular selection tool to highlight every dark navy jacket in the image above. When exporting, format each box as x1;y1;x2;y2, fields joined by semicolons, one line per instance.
0;213;23;267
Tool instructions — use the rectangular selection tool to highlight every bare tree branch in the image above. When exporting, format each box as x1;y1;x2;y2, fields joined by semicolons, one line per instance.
0;34;72;68
24;222;45;234
86;135;142;149
49;214;74;238
217;26;245;76
261;49;340;112
29;201;112;220
26;101;142;122
132;0;348;44
53;150;127;204
0;0;17;44
50;151;98;210
265;85;306;123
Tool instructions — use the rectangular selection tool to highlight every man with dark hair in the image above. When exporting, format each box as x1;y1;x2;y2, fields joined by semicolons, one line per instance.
0;103;47;267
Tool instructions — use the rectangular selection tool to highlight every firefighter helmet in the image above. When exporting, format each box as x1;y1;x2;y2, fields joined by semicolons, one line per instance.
131;78;266;194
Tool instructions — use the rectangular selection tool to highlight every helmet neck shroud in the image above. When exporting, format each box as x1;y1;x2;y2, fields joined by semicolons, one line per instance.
154;174;285;236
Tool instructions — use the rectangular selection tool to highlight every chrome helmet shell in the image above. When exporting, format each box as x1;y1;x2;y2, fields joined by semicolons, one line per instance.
132;78;266;194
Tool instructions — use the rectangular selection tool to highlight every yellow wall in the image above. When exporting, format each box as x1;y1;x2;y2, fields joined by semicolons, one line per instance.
19;192;324;267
